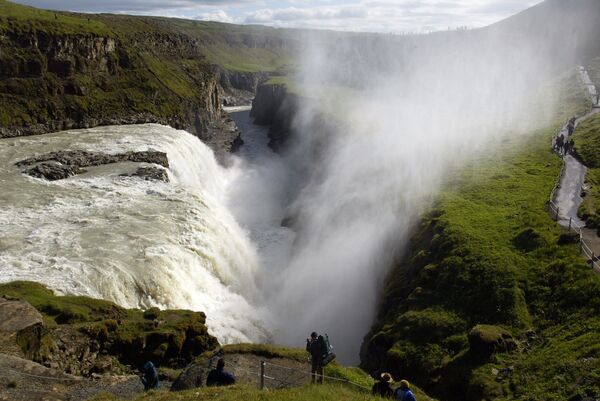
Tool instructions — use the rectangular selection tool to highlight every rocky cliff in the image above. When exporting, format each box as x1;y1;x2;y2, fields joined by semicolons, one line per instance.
250;83;302;150
0;1;296;157
0;24;242;153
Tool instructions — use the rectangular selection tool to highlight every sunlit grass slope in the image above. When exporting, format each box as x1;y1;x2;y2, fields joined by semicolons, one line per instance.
361;69;600;401
573;112;600;230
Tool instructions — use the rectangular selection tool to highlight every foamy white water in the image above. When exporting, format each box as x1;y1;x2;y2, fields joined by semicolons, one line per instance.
0;124;267;344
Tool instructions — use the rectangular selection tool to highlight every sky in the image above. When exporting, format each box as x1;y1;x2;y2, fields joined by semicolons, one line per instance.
14;0;544;33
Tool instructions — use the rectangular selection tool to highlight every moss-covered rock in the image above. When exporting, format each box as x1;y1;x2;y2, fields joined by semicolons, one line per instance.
0;281;219;374
467;325;517;359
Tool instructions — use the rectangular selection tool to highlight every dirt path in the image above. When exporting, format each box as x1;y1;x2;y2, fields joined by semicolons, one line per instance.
551;66;600;272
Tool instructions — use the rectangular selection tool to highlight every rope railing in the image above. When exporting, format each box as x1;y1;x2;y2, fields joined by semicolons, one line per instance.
4;367;81;382
262;361;372;392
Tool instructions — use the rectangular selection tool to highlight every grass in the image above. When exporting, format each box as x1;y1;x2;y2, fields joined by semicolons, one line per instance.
199;343;310;363
0;0;110;36
573;112;600;229
0;281;218;368
0;0;295;135
88;384;393;401
361;68;600;400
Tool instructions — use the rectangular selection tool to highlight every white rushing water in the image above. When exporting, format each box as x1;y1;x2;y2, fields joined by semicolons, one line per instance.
0;124;268;344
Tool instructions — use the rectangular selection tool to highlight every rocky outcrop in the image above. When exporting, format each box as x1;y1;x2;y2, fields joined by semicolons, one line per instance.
0;298;43;333
16;150;169;180
0;26;241;157
468;325;517;359
0;282;220;378
219;69;271;106
250;83;301;150
122;166;169;182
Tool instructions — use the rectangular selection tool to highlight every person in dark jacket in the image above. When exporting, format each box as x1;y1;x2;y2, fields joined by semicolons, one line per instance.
306;332;324;384
372;372;394;398
141;361;159;391
394;379;417;401
206;358;236;387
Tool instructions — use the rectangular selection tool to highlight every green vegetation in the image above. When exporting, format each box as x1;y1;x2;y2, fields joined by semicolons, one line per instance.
203;343;309;363
0;281;218;367
88;384;388;401
362;69;600;400
0;0;295;136
573;112;600;230
0;0;110;35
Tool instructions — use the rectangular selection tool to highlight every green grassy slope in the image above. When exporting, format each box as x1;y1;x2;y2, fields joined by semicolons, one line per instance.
573;112;600;230
0;281;218;368
88;383;435;401
361;70;600;401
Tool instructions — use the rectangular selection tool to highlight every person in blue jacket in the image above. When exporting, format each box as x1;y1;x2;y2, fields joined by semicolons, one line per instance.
394;379;416;401
141;361;160;391
206;358;236;387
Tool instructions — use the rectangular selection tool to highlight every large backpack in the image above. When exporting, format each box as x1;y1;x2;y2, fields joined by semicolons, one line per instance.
318;334;336;365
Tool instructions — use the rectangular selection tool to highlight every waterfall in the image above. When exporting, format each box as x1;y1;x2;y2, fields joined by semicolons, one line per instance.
0;124;267;344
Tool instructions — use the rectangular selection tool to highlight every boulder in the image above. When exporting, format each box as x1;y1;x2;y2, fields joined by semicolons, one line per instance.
24;162;83;180
171;362;208;391
468;325;517;358
0;298;43;332
122;167;169;182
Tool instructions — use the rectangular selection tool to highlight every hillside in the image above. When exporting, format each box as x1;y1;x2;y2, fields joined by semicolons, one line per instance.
0;0;295;156
360;70;600;400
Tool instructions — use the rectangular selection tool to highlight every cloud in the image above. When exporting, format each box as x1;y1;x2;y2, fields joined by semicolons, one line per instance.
13;0;544;33
14;0;258;14
196;9;235;22
245;6;367;23
243;1;544;33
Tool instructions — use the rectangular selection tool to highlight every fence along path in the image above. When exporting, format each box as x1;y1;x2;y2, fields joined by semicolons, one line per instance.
548;66;600;274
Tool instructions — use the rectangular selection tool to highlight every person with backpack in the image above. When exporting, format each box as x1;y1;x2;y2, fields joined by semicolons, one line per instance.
140;361;160;391
372;372;394;398
206;358;236;387
306;332;325;383
394;379;417;401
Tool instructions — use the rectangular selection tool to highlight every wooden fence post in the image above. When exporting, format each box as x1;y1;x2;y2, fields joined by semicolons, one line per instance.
568;218;572;231
260;361;265;390
555;207;559;221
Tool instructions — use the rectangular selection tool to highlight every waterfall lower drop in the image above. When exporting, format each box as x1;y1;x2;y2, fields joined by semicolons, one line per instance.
0;124;267;344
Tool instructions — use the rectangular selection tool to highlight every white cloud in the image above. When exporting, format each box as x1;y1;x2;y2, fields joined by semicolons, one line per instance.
197;9;235;23
14;0;543;33
243;1;543;33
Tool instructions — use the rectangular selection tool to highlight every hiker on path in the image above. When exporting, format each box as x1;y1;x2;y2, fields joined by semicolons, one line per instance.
567;121;575;136
206;358;236;387
394;380;417;401
372;372;394;398
141;361;160;391
306;331;325;384
567;139;575;155
556;134;564;154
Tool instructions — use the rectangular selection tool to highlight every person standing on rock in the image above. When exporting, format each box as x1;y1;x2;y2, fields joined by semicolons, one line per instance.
306;331;324;384
141;361;160;391
206;358;236;387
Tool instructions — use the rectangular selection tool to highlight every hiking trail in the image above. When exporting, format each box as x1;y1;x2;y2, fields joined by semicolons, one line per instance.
549;66;600;272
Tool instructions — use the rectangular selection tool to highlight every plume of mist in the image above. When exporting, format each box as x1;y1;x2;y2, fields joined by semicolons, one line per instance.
264;18;573;363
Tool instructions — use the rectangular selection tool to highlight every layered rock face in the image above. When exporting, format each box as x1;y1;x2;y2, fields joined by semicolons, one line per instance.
219;69;271;106
0;27;239;155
